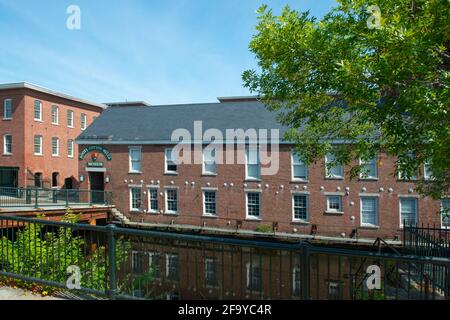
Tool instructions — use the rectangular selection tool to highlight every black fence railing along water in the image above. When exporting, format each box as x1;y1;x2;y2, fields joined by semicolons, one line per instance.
0;215;449;300
0;187;113;208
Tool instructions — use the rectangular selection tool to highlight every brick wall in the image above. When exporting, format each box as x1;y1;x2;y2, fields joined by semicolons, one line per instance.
78;144;443;240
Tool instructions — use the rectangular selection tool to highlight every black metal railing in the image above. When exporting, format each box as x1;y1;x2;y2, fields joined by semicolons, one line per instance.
0;215;449;300
403;222;450;258
0;187;113;208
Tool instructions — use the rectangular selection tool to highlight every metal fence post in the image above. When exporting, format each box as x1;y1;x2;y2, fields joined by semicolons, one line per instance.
65;189;69;207
301;244;310;300
107;224;117;300
34;189;38;209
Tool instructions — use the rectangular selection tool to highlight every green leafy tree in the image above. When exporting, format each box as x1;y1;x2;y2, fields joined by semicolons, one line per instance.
243;0;449;199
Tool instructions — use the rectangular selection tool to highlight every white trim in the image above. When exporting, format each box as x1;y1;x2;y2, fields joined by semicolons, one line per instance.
3;98;12;120
245;145;260;181
165;188;178;214
3;134;12;155
66;110;74;128
129;146;142;174
292;193;309;222
51;137;60;157
325;154;344;179
67;139;74;158
359;157;378;179
81;113;87;130
129;186;142;212
360;196;379;227
440;199;450;229
0;82;106;109
202;190;217;217
51;105;59;125
324;192;345;196
202;147;217;175
34;135;43;155
291;149;308;181
164;148;178;174
399;197;418;228
85;167;106;172
245;191;261;220
34;100;42;121
326;195;343;214
147;187;159;214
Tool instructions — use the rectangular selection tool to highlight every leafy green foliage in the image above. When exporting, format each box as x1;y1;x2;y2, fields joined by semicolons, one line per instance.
243;0;449;199
255;224;273;233
0;210;135;296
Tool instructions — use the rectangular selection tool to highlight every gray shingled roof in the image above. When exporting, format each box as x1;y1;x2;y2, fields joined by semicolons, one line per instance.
76;101;291;144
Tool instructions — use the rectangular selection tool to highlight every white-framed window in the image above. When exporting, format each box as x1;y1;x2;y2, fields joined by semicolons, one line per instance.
149;252;161;278
292;194;308;221
246;192;261;219
51;137;59;156
34;135;42;155
424;162;434;180
203;147;216;175
165;189;178;214
67;139;74;158
129;146;142;173
81;113;87;130
360;157;378;179
148;187;158;213
360;197;378;227
203;190;217;216
34;100;42;121
165;254;179;281
400;198;418;227
131;250;143;274
3;99;12;119
51;105;59;124
291;150;308;181
292;267;301;296
245;145;260;180
398;153;417;180
328;281;341;300
165;148;178;174
326;195;343;213
440;199;450;229
246;260;262;291
67;110;74;128
204;257;218;287
129;187;142;212
325;153;344;179
3;134;12;155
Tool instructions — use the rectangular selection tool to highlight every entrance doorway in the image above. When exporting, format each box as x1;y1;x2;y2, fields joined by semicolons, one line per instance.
89;172;105;204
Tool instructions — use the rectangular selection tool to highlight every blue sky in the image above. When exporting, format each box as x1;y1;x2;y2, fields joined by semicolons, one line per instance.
0;0;336;105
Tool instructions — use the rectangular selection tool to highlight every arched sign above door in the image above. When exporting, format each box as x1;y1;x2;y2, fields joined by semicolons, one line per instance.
79;146;112;161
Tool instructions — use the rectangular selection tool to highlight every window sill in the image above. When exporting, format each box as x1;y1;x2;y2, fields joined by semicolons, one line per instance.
291;179;309;183
202;173;217;177
52;155;60;158
324;211;344;215
51;122;59;126
67;126;74;129
2;153;12;156
2;118;12;121
291;220;310;225
34;119;43;122
325;177;344;180
202;214;217;219
245;217;262;222
359;225;380;230
128;171;142;175
130;209;143;214
244;179;262;183
163;212;179;216
164;172;179;176
148;211;159;215
34;154;43;157
359;178;379;181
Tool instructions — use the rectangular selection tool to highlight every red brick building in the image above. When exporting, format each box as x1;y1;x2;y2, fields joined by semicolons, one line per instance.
76;97;449;241
0;82;105;189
